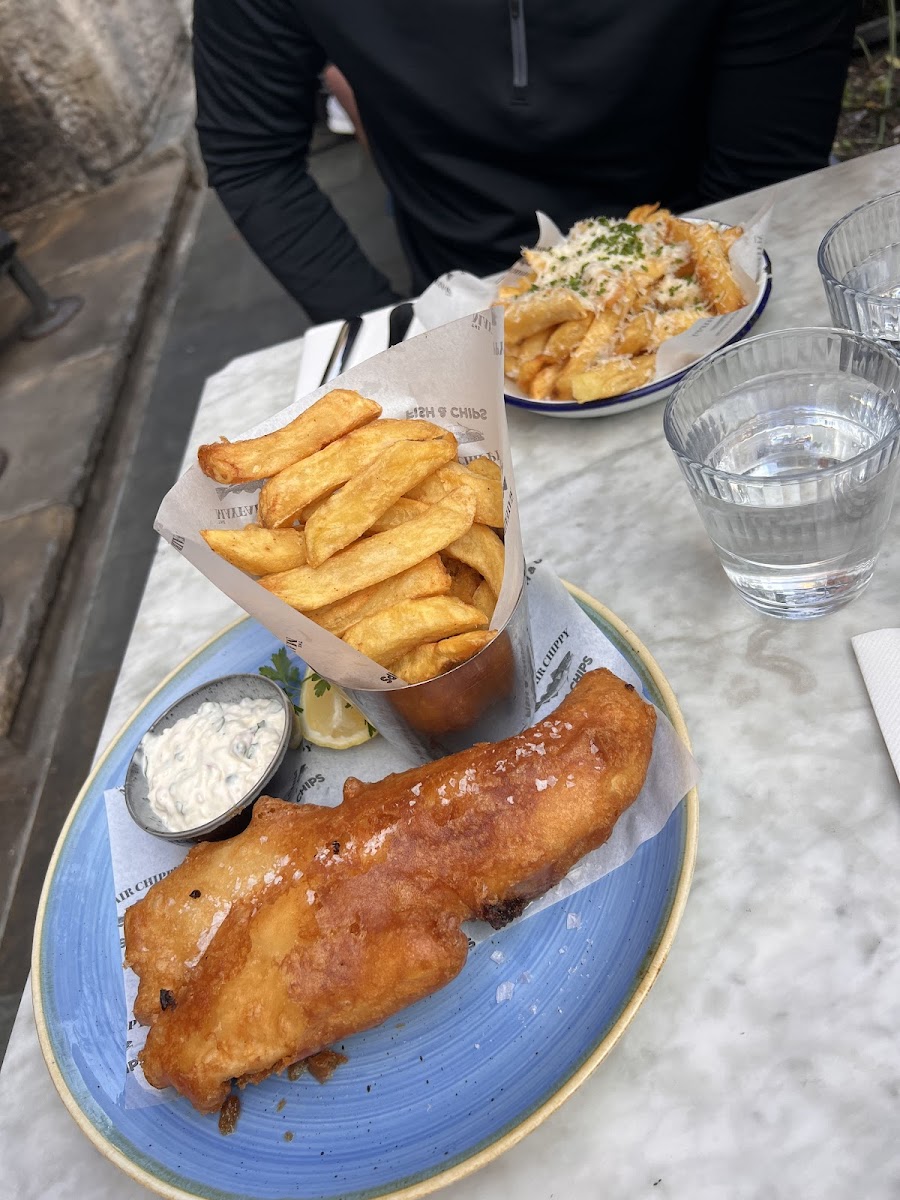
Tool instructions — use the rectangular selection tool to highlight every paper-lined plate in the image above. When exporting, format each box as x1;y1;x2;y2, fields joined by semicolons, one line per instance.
421;214;774;420
504;264;772;418
33;587;698;1200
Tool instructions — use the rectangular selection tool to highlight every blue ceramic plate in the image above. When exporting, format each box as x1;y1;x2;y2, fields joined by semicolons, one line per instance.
33;584;698;1200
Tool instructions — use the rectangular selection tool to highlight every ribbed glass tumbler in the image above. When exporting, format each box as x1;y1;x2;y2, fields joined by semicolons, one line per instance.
819;190;900;339
663;328;900;619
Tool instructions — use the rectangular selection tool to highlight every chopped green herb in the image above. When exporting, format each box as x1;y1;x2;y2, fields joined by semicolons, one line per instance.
310;671;332;698
259;647;303;707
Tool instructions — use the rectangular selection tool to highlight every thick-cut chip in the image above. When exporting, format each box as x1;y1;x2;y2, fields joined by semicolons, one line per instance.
197;390;380;485
517;353;551;391
258;419;453;529
627;203;671;225
407;462;503;528
515;326;555;390
466;457;501;482
553;358;583;401
260;488;476;611
530;362;562;400
405;472;457;506
571;354;656;403
572;309;621;363
617;311;654;357
306;556;451;637
504;290;588;345
684;223;744;314
343;596;488;667
444;523;505;597
445;559;482;604
472;579;496;621
200;527;307;575
390;630;498;684
298;490;340;523
665;216;695;244
496;271;535;302
442;464;501;526
550;306;626;399
517;329;551;362
369;498;430;533
544;317;592;362
503;351;521;381
652;309;706;343
305;438;457;567
629;256;668;298
719;225;743;253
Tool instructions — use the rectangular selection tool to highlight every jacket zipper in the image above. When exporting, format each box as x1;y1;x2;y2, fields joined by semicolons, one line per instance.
508;0;529;99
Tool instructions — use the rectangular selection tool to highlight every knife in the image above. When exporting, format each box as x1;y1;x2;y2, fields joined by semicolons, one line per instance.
319;315;363;385
387;301;414;347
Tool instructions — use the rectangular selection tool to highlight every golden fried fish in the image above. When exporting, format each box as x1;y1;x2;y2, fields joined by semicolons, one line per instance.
128;669;655;1112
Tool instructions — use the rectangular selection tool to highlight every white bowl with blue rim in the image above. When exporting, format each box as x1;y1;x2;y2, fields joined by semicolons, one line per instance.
505;219;773;419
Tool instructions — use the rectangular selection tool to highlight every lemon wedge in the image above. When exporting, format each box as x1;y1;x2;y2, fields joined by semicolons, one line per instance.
299;671;377;750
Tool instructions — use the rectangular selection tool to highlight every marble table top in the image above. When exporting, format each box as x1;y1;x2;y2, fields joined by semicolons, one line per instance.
3;145;900;1199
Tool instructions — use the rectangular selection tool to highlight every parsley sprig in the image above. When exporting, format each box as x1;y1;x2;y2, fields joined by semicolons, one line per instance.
310;671;332;698
259;646;303;715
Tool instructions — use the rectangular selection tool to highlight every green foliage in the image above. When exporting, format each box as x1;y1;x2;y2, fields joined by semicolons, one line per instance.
259;647;304;714
309;671;332;697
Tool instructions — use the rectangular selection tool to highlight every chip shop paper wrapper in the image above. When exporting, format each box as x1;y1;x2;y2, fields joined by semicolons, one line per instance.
154;308;533;762
104;562;698;1108
414;206;772;390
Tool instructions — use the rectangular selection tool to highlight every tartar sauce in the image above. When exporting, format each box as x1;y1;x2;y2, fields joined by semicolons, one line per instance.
142;696;286;832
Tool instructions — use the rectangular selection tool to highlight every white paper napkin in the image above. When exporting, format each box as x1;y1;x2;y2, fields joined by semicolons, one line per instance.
852;628;900;783
292;304;426;403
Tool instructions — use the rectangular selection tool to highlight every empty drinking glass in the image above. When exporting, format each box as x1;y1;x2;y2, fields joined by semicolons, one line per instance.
664;328;900;619
819;190;900;340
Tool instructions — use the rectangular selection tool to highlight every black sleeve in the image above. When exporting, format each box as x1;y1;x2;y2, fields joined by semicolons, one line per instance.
193;0;401;322
698;0;857;203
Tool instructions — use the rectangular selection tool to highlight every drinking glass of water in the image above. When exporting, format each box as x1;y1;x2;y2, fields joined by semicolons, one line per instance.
663;328;900;619
819;190;900;339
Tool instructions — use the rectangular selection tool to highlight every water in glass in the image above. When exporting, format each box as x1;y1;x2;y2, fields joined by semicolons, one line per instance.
844;241;900;300
686;375;899;618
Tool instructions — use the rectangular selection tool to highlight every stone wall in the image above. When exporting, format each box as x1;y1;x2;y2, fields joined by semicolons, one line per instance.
0;0;188;214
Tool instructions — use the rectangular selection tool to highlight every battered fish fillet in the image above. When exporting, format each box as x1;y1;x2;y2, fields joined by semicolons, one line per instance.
128;669;655;1113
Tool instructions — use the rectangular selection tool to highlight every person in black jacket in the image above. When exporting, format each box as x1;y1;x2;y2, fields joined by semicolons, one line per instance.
193;0;856;323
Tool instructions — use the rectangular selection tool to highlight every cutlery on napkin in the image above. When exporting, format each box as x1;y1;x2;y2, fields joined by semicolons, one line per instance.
298;303;422;404
852;628;900;784
319;315;363;385
387;301;414;347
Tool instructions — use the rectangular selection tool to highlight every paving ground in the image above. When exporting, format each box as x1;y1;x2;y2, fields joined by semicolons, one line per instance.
0;132;406;1062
